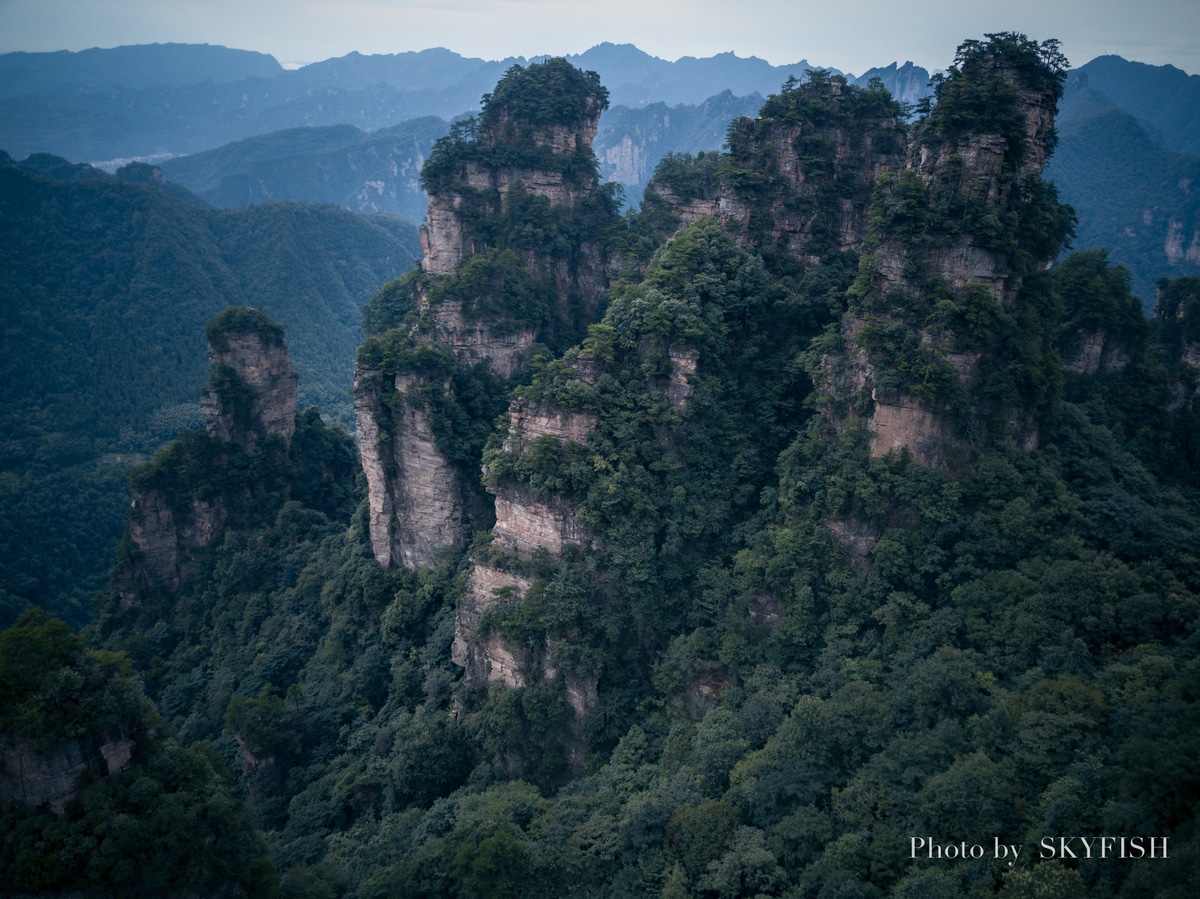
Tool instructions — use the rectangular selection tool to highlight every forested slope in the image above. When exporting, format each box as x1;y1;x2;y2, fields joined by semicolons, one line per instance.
0;155;419;628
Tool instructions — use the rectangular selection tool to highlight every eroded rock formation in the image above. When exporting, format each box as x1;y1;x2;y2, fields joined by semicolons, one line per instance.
116;308;300;602
451;360;600;727
644;41;1072;473
121;491;227;599
201;312;297;452
824;41;1069;468
355;367;464;570
1060;330;1134;375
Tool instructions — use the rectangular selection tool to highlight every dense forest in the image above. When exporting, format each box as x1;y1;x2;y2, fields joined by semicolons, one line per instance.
3;34;1200;899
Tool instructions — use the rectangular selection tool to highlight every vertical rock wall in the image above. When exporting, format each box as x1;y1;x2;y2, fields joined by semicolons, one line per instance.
453;373;598;723
0;729;135;814
355;367;464;570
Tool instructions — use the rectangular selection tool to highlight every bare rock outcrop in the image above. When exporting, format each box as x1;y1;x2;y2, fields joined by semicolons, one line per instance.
119;491;227;603
428;298;538;379
453;560;600;737
492;493;590;557
666;347;700;408
503;397;598;455
416;63;609;369
1060;330;1134;375
451;564;533;688
355;367;464;570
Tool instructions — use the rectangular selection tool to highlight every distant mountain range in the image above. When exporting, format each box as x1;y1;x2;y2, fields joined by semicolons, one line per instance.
160;117;447;222
156;91;775;219
0;42;930;164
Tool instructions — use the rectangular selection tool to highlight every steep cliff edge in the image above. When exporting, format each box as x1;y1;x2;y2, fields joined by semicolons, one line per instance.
355;354;466;570
355;59;620;573
452;364;598;696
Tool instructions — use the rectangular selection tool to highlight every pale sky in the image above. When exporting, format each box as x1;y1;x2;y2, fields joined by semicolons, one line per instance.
1;0;1197;76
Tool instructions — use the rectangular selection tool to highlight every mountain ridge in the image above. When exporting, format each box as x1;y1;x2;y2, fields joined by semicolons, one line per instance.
0;41;927;163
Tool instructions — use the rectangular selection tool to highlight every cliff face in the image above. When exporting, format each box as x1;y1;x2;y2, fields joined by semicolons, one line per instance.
380;46;1081;743
726;81;908;264
121;491;228;600
355;367;464;570
0;729;134;814
454;378;597;700
1060;330;1134;375
356;59;615;572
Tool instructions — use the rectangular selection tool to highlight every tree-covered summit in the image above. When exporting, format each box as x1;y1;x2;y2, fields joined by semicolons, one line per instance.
918;32;1068;152
205;305;288;351
479;57;609;133
421;58;609;194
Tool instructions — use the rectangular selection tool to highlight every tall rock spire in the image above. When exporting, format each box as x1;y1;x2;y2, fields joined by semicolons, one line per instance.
201;307;298;452
355;58;615;571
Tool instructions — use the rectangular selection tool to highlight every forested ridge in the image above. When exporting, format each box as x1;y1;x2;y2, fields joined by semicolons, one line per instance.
2;35;1200;899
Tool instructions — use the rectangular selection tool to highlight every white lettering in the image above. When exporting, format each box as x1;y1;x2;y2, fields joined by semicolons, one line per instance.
994;838;1021;866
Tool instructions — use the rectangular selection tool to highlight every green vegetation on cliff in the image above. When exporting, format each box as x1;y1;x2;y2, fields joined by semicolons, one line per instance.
0;609;277;898
94;238;1200;899
421;59;609;196
4;36;1200;899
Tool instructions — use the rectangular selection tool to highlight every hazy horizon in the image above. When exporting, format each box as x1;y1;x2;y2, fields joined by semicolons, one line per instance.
1;0;1197;78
